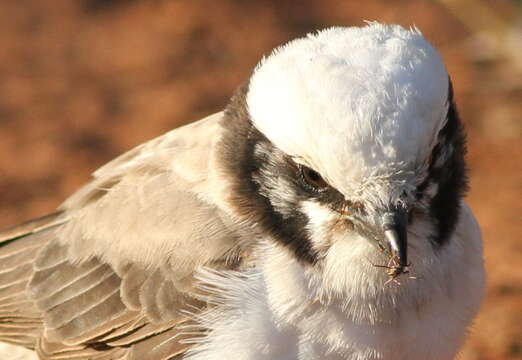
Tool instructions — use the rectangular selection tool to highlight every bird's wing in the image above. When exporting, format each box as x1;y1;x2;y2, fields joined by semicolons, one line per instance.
0;112;250;359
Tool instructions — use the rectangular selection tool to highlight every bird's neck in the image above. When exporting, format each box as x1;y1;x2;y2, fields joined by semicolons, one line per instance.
256;241;467;360
261;241;411;323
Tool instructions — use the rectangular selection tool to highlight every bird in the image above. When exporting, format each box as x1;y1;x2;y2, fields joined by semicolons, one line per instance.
0;23;485;360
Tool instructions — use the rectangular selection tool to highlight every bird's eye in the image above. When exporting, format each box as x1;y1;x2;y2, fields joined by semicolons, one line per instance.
299;165;329;193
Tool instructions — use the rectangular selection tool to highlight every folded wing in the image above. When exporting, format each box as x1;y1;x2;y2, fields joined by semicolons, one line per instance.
0;112;249;359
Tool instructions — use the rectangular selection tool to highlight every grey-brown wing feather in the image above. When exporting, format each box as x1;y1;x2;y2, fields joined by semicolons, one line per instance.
0;112;249;359
0;213;66;244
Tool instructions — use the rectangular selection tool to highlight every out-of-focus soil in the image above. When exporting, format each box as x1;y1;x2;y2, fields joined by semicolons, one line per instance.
0;1;520;359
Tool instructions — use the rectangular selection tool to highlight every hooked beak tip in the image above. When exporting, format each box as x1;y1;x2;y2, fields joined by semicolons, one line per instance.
383;210;409;267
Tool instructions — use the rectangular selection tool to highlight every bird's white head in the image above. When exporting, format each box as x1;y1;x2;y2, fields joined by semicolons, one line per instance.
219;23;467;289
248;23;449;203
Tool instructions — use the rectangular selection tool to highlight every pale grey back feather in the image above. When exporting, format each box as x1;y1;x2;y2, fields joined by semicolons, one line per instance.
0;112;249;359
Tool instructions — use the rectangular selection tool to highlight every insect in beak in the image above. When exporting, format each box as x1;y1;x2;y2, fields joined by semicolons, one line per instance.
372;204;411;281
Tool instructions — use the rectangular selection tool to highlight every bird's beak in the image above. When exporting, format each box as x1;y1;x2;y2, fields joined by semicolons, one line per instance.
382;207;408;267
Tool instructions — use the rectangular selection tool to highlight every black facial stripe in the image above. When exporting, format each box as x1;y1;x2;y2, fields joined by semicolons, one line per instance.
425;79;468;246
217;83;318;263
219;78;467;259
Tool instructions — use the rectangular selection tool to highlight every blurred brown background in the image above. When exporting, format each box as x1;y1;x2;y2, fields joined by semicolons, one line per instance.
0;1;520;359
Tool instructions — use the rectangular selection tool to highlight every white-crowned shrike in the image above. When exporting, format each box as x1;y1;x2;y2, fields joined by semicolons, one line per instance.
0;23;485;360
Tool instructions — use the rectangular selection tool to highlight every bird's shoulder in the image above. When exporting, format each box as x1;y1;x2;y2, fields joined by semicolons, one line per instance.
57;111;244;269
63;111;224;210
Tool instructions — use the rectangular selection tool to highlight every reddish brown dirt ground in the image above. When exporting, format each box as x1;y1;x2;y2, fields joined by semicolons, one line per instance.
0;1;520;359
